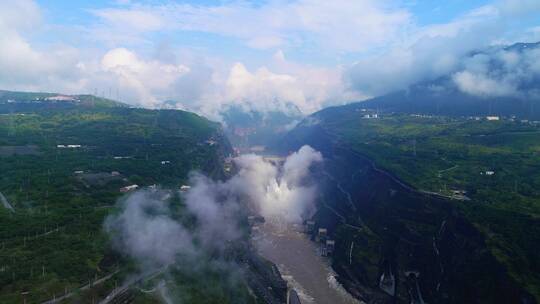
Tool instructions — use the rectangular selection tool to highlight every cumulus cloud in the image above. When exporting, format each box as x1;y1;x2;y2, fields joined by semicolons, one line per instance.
166;55;361;118
0;0;41;31
100;48;190;107
0;18;357;114
220;63;308;114
1;0;539;115
0;1;84;92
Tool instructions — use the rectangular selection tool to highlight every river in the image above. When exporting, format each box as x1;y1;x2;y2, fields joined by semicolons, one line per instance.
252;220;361;304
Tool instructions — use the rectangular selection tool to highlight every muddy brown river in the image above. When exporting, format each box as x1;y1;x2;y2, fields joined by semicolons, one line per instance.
252;220;361;304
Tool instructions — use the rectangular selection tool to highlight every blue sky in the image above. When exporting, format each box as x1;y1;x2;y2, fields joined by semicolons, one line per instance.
1;0;540;116
32;0;537;65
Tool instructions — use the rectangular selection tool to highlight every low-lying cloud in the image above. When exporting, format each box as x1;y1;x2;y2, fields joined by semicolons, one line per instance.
104;145;322;301
452;46;540;98
345;5;502;97
104;191;195;268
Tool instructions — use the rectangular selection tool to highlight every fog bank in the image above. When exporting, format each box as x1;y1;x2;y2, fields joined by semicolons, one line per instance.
104;145;323;302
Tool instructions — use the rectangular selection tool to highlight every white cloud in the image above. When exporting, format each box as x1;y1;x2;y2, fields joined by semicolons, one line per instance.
0;1;363;115
105;145;322;272
452;47;540;98
345;4;506;96
1;0;539;116
224;63;304;110
0;0;41;31
0;1;84;92
100;48;190;107
191;55;362;117
91;8;164;32
453;70;517;97
498;0;540;16
90;0;411;52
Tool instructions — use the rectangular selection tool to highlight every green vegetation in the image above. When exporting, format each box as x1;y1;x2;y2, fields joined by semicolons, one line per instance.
320;112;540;300
129;258;257;304
0;90;56;101
0;102;229;303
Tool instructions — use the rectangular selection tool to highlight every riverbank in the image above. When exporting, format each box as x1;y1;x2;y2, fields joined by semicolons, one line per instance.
252;219;361;304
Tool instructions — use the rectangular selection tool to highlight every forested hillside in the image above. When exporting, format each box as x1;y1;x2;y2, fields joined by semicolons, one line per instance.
0;94;231;303
282;109;540;303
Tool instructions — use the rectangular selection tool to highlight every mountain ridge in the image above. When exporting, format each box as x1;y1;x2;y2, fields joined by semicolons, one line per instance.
342;41;540;120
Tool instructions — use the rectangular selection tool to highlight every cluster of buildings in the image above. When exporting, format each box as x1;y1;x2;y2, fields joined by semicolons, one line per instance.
467;115;540;124
404;113;540;125
73;169;141;194
45;95;79;102
57;144;82;149
73;164;194;194
410;114;434;118
362;113;379;119
305;221;335;257
356;108;380;119
8;95;80;103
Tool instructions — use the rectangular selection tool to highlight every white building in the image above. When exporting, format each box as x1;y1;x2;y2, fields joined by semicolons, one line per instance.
45;95;77;102
363;113;379;119
57;144;81;149
120;185;139;193
486;116;500;121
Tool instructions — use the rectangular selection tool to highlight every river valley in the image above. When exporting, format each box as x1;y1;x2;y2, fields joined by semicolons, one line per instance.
252;220;361;304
